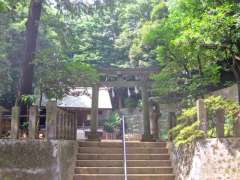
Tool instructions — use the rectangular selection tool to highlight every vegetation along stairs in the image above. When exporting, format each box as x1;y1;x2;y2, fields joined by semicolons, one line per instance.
73;141;175;180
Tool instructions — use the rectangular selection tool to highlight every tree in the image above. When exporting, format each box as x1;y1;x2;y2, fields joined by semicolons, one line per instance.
21;0;43;96
0;0;101;107
135;0;240;103
0;1;28;107
5;0;239;108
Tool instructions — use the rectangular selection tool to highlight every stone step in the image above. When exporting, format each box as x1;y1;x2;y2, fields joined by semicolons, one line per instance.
77;154;170;160
74;141;175;180
78;141;167;148
76;160;171;167
79;147;168;154
73;174;175;180
75;167;173;174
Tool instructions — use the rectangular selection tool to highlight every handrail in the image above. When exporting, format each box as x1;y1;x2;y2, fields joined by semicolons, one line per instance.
122;115;128;180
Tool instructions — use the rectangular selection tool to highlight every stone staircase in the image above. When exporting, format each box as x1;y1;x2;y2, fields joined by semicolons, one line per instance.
73;141;175;180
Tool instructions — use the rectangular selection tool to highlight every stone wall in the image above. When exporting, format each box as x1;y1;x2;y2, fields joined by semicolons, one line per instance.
158;104;177;140
119;105;177;140
119;108;144;134
0;140;77;180
169;138;240;180
208;84;239;103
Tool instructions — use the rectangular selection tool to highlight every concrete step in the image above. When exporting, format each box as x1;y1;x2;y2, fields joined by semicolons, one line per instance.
79;147;168;154
76;160;171;167
75;167;173;174
77;154;170;160
78;141;167;148
73;174;175;180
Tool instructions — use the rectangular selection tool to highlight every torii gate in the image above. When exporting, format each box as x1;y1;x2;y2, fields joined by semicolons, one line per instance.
87;67;160;142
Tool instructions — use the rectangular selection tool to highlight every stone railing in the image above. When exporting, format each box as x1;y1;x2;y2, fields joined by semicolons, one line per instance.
168;99;240;139
196;99;240;138
45;101;77;140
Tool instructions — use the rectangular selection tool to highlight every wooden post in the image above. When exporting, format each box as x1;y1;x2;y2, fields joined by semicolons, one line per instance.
46;101;57;139
56;109;60;139
69;112;72;140
197;99;208;134
141;83;154;142
70;112;74;140
169;112;177;141
88;84;100;141
59;110;64;139
67;111;71;140
11;106;20;139
73;112;77;140
68;111;72;140
216;108;225;138
234;112;240;137
63;111;67;139
29;105;38;139
70;112;73;139
65;111;69;140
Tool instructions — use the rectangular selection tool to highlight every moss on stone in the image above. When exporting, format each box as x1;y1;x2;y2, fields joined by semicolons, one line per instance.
0;140;77;180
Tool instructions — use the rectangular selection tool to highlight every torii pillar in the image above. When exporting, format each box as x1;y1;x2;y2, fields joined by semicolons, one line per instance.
141;82;154;142
87;84;101;141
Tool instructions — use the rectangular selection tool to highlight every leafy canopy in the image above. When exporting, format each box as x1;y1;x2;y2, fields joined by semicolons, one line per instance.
134;0;240;103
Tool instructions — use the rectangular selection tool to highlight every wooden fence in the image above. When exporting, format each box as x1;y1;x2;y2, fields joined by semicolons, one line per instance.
0;101;77;140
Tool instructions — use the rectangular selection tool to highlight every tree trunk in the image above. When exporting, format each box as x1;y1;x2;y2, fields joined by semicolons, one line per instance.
21;0;43;95
232;58;240;104
237;82;240;105
197;55;203;77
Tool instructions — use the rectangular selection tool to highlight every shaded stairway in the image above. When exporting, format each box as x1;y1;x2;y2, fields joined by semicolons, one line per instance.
73;141;175;180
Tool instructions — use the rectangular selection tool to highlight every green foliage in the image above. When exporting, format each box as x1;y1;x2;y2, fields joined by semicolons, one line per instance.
151;2;167;20
205;96;240;137
20;95;37;105
104;112;121;133
0;0;7;12
174;121;205;147
34;49;99;99
171;96;240;146
1;0;239;113
118;0;161;66
177;107;197;123
0;1;29;107
0;0;159;108
136;0;240;103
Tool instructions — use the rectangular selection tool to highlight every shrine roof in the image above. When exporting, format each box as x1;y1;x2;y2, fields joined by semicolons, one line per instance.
38;87;112;109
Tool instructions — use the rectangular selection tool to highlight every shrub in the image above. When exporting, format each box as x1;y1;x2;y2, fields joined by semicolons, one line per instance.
104;112;121;133
174;121;205;147
170;96;240;147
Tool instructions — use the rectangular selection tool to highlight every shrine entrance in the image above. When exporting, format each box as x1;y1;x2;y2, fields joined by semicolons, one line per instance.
87;67;159;142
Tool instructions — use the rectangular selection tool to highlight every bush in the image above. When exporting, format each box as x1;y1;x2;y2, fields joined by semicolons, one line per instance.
170;96;240;147
174;121;205;147
104;112;121;133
